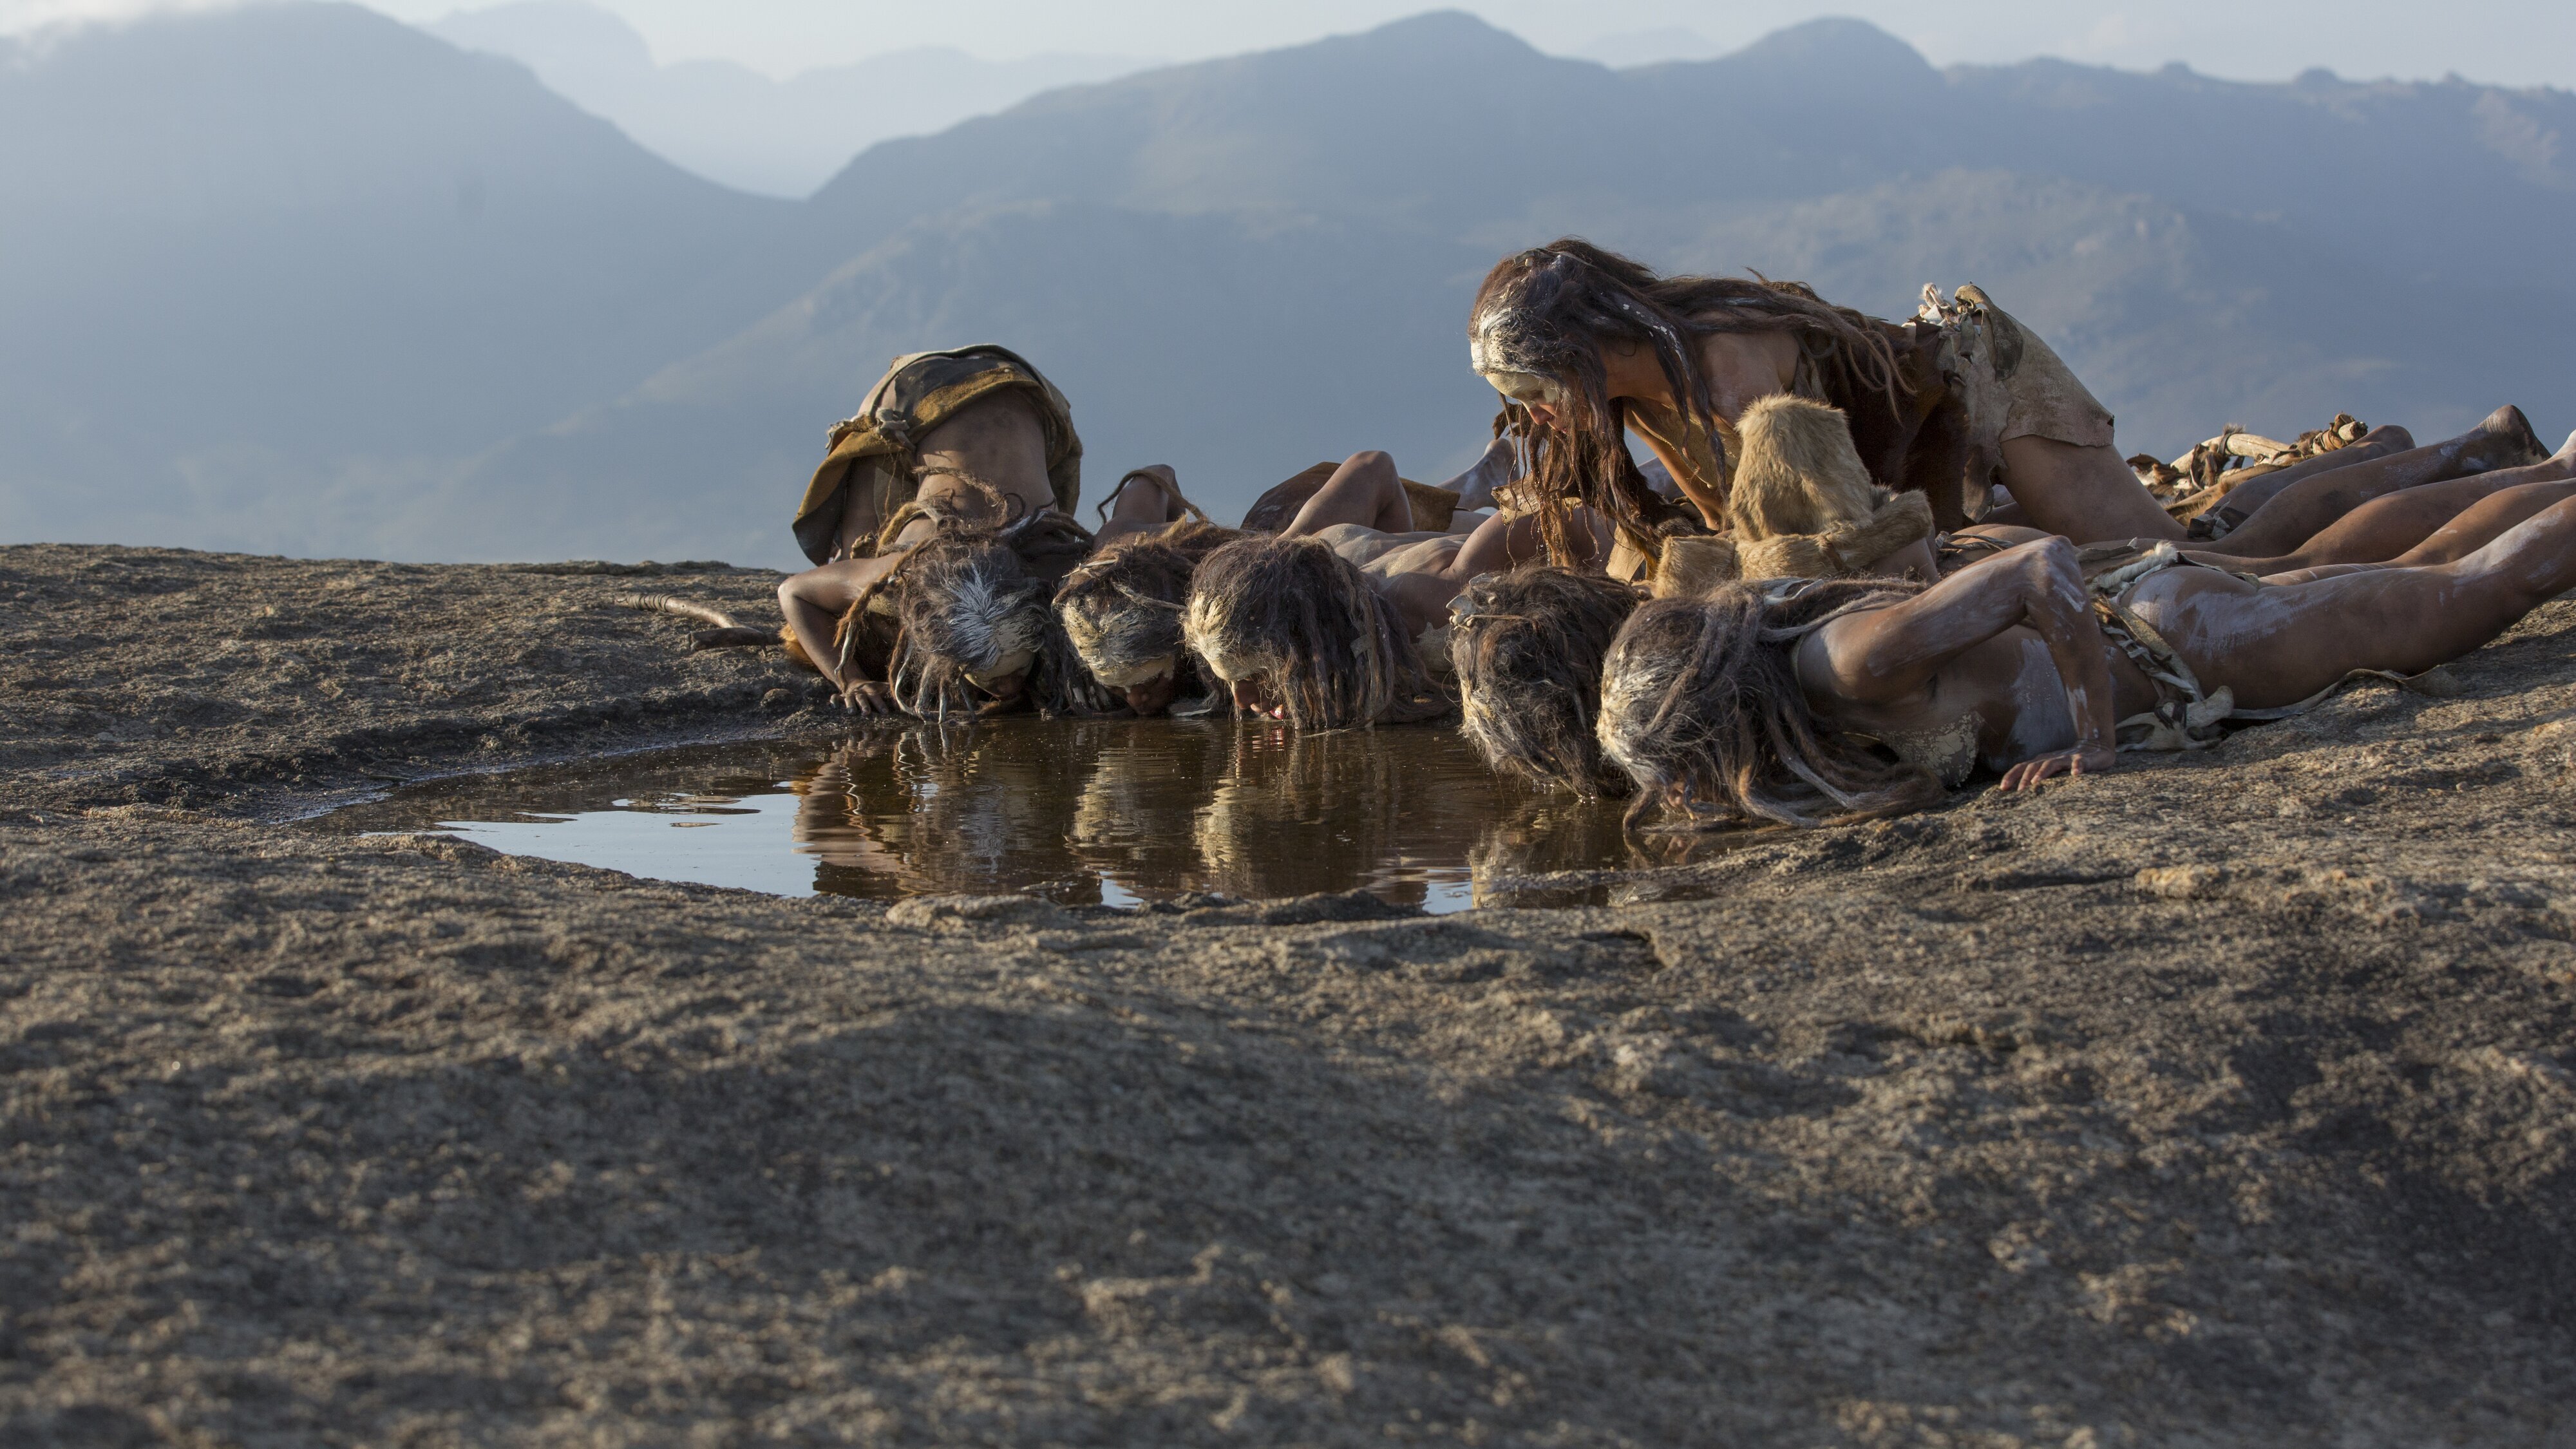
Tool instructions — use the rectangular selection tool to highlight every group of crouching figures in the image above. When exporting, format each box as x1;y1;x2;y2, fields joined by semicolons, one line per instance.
768;239;2576;831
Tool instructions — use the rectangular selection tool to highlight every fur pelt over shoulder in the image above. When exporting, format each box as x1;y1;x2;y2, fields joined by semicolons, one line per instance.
1736;491;1933;582
1713;395;1936;584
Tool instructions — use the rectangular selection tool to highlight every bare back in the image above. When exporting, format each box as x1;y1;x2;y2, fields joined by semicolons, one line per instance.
834;390;1057;557
1692;329;1803;421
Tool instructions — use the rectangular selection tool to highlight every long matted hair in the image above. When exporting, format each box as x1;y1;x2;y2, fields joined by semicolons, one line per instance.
1597;579;1942;829
1054;519;1240;710
1180;533;1449;730
1470;239;1906;564
1447;565;1643;797
842;514;1112;720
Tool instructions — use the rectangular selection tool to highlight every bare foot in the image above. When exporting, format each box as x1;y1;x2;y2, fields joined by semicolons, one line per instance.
1103;466;1186;527
2461;404;2550;474
1440;437;1517;513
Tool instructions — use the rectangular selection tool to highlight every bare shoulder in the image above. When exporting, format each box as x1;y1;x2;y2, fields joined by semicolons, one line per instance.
1794;596;1913;705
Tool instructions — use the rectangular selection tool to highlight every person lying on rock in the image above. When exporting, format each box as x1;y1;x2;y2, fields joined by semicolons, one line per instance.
777;344;1195;715
1591;486;2576;830
1446;406;2576;799
1180;450;1616;727
827;498;1113;719
779;345;1077;710
1053;469;1241;719
1699;396;2576;591
1446;565;1644;797
1466;240;2551;578
1052;441;1525;720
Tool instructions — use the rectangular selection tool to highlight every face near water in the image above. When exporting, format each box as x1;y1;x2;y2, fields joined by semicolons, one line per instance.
330;721;1639;913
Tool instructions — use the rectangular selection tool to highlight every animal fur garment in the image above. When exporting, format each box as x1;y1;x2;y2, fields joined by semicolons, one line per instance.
1182;533;1449;730
1597;581;1942;830
1719;397;1935;581
1650;537;1742;600
1448;565;1643;796
1736;491;1934;582
792;344;1083;567
1727;395;1882;539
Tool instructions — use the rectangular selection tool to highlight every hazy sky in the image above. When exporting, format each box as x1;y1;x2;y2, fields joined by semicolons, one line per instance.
5;0;2572;90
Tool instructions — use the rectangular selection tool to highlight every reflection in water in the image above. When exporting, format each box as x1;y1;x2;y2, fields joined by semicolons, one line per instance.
334;720;1646;913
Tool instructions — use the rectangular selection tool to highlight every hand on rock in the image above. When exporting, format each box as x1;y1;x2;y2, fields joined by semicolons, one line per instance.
1998;745;2114;792
838;679;896;717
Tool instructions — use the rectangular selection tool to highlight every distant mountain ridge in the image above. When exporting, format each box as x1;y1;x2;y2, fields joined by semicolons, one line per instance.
2;5;2569;568
426;1;1151;198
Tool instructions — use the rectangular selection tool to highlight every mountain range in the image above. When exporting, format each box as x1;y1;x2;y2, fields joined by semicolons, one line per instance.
425;2;1150;198
2;2;2570;570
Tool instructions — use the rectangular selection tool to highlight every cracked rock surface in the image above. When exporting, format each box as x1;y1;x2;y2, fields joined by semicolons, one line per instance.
3;544;2572;1446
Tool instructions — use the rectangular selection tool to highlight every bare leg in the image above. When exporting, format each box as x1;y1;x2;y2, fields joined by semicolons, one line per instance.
1092;464;1189;549
2199;406;2548;558
1378;507;1614;636
2137;490;2576;709
1282;451;1411;536
2198;435;2576;573
2391;474;2576;566
2255;473;2576;582
2189;424;2413;533
2258;473;2576;582
1998;436;2187;543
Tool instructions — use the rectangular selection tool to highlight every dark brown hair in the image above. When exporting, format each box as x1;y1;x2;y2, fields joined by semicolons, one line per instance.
1448;565;1644;797
1471;239;1905;563
1180;533;1450;730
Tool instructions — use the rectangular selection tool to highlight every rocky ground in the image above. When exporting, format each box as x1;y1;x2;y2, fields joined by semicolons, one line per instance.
2;542;2572;1447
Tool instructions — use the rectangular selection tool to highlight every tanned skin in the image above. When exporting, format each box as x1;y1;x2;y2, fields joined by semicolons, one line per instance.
777;392;1189;716
1923;431;2576;585
1514;335;2546;550
2203;426;2576;571
1796;491;2576;793
1513;332;2179;543
777;392;1056;715
1224;449;1611;720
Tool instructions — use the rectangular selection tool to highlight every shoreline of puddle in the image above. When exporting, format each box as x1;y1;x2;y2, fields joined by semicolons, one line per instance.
316;718;1777;913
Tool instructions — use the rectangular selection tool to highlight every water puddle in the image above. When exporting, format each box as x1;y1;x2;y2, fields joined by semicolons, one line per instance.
324;719;1665;913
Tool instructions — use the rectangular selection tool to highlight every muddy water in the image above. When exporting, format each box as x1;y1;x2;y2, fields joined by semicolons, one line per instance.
325;719;1647;912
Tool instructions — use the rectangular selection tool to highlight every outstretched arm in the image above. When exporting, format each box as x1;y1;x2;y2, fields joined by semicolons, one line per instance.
777;556;904;715
1805;538;2117;790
